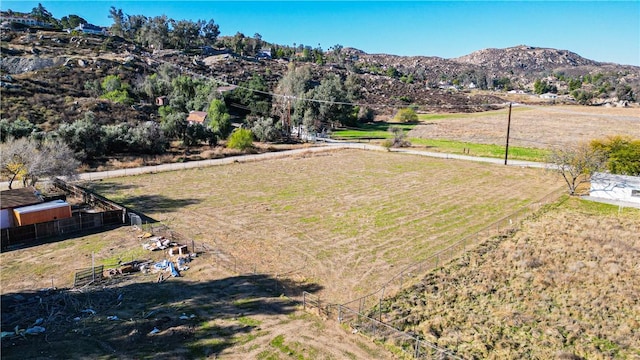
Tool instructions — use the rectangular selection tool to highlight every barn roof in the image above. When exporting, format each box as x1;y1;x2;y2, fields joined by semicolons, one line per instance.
0;187;43;209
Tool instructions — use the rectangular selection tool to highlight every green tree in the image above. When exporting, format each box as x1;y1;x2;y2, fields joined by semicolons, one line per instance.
568;78;582;92
169;19;201;49
249;116;280;142
108;7;125;37
386;66;400;78
201;19;220;45
227;128;254;150
272;64;313;131
304;73;353;131
160;111;187;140
57;111;106;159
207;99;231;138
227;74;272;116
60;14;87;29
533;79;557;94
591;136;640;176
0;118;36;141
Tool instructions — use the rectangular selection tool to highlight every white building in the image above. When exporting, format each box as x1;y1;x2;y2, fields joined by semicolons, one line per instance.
589;172;640;206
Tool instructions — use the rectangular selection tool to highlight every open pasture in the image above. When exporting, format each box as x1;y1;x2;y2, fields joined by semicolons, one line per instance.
85;149;563;303
409;105;640;149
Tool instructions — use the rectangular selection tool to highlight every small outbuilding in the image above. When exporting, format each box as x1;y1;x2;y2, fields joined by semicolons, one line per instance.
155;96;169;106
13;200;72;227
1;187;43;229
589;172;640;206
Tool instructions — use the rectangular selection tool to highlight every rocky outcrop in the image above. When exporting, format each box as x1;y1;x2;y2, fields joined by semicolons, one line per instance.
0;55;67;74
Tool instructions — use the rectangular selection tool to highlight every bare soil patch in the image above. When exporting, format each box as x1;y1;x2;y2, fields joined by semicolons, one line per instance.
408;105;640;149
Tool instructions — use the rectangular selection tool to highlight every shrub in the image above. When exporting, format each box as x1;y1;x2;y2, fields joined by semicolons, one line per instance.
388;126;411;148
227;128;254;151
250;116;280;142
394;108;418;122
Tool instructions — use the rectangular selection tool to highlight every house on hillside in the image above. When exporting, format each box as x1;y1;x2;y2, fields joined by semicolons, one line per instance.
71;23;107;36
0;13;51;28
186;111;208;125
256;49;271;59
1;187;43;229
589;172;640;206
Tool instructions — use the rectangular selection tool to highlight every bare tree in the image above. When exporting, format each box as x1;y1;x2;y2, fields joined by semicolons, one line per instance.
547;143;606;195
0;137;79;189
0;137;35;189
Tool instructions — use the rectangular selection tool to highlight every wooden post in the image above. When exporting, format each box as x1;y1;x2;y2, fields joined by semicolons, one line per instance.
504;102;512;165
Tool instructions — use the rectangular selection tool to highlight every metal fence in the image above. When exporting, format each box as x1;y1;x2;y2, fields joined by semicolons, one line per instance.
1;210;125;251
74;265;104;287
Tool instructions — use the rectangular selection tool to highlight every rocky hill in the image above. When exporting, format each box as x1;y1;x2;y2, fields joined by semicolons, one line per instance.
1;30;638;132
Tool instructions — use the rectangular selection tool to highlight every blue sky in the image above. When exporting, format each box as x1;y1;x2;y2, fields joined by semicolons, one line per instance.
3;1;639;66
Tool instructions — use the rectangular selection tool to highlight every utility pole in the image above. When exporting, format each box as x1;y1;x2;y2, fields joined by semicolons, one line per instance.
504;102;512;165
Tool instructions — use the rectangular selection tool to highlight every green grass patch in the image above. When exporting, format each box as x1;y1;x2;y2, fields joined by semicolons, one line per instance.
566;196;640;216
232;298;261;309
267;334;316;360
331;122;417;139
409;138;550;162
100;246;148;267
237;316;262;327
331;121;548;162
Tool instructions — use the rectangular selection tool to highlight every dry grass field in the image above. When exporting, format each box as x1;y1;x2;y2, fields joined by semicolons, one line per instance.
382;197;640;359
1;149;564;359
409;105;640;149
81;149;562;304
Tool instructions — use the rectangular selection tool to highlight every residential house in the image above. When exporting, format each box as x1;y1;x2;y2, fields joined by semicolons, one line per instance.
0;13;51;28
589;172;640;206
540;93;558;100
186;111;208;125
71;23;107;36
256;49;272;59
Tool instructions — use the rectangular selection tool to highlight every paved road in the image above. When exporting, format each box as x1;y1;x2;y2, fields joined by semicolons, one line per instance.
1;142;550;190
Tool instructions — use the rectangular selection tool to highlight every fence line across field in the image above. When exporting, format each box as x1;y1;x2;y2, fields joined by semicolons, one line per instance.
300;187;563;359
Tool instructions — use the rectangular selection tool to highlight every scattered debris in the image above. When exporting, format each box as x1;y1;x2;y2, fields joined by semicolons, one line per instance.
148;327;160;335
81;308;96;315
107;316;119;321
24;326;46;335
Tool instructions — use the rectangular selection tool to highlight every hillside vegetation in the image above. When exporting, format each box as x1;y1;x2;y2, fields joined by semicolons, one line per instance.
380;197;640;359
